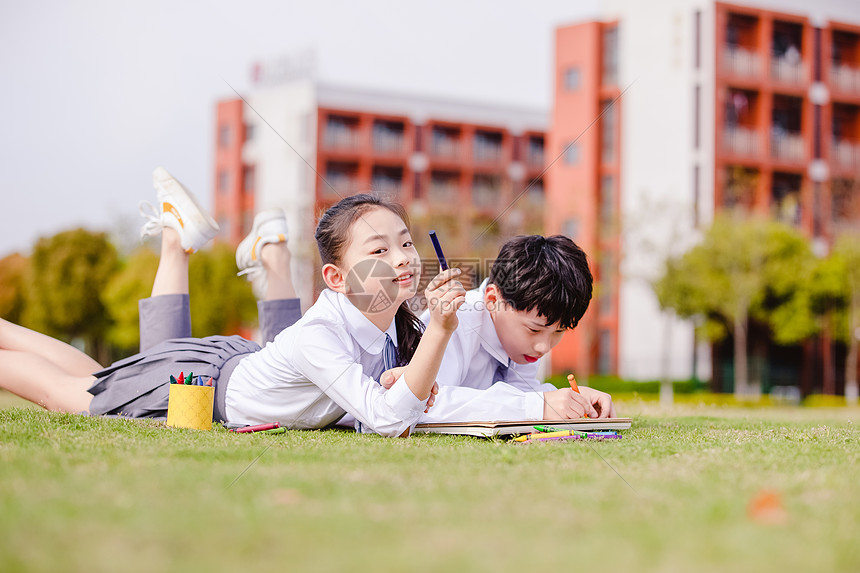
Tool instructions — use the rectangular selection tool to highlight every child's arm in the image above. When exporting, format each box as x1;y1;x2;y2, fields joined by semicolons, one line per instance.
394;269;466;401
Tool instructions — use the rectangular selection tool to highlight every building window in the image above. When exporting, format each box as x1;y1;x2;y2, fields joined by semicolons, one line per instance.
563;67;581;90
244;123;255;142
602;26;619;85
598;329;613;375
219;125;231;149
694;84;700;149
527;136;544;166
372;119;405;153
218;170;230;194
598;254;615;317
431;125;461;157
243;165;255;194
600;175;615;227
563;142;580;165
600;100;616;163
694;10;701;70
324;115;360;149
473;130;503;162
371;165;404;196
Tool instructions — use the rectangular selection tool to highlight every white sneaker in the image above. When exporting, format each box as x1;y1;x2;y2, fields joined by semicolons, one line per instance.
139;167;220;253
236;209;289;296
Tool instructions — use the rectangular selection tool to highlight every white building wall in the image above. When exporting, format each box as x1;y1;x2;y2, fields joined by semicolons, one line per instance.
602;0;712;381
246;80;319;308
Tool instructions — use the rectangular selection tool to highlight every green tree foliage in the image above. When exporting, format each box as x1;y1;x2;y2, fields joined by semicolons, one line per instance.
654;215;811;397
835;235;860;404
189;244;257;338
0;253;30;324
22;229;119;360
102;244;258;353
102;248;159;353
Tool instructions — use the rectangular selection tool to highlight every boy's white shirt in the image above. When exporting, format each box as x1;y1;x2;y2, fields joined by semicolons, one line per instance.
418;279;556;423
226;289;426;437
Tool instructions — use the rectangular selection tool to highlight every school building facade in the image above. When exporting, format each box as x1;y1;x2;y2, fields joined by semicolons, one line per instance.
548;0;860;391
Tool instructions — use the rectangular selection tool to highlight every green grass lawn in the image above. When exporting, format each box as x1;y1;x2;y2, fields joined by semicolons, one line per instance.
2;390;859;573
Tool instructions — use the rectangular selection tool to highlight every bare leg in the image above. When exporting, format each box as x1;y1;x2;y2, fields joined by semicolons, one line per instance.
151;228;189;297
261;242;296;300
0;349;95;413
0;318;102;376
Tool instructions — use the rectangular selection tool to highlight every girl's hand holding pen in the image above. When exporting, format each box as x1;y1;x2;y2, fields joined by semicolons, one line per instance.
425;268;467;332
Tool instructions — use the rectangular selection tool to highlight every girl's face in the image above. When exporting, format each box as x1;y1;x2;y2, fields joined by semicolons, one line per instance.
336;206;421;313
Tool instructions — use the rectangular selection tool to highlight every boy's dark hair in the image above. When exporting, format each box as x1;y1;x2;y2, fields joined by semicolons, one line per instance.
487;235;593;329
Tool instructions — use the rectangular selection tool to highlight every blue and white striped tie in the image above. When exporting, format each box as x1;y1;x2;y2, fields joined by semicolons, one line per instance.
376;333;398;385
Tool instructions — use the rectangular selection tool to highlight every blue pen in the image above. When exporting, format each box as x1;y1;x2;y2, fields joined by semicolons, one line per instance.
428;230;449;271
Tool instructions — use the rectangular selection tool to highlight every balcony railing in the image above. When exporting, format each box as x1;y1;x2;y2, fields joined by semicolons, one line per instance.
323;130;360;150
526;149;544;167
832;65;860;94
771;132;805;161
723;47;761;77
371;177;403;196
431;139;461;158
723;126;761;156
473;145;503;163
833;139;860;170
325;175;361;196
372;131;405;154
771;53;804;83
427;183;460;204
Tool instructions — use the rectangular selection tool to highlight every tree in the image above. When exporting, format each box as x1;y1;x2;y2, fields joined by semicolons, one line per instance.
654;215;812;398
0;253;30;324
188;244;258;338
102;248;159;354
102;244;259;353
22;229;119;362
766;233;860;402
832;234;860;405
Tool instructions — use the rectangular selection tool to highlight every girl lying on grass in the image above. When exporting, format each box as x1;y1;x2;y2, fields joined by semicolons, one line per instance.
0;168;465;437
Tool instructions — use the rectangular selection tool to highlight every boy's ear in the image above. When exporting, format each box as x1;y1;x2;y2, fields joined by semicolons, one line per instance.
322;263;347;293
484;282;500;312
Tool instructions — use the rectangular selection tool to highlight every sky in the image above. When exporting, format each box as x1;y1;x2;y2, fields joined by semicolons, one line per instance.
0;0;599;258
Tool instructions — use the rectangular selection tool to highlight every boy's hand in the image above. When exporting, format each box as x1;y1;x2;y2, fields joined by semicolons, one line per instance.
542;388;600;419
425;268;466;333
380;367;439;413
579;386;616;418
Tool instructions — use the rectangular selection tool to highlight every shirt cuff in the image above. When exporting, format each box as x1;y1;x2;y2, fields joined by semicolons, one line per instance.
525;391;545;420
383;372;428;421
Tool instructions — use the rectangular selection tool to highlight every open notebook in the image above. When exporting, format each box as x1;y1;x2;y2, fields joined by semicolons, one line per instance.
413;418;633;437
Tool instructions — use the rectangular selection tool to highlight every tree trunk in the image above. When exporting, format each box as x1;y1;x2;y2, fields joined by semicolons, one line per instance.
734;307;749;399
845;292;859;406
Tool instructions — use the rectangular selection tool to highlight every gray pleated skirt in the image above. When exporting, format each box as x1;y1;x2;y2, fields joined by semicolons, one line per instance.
87;335;261;421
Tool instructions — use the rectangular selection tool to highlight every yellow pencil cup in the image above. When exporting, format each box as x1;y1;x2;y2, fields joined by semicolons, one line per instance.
166;384;214;431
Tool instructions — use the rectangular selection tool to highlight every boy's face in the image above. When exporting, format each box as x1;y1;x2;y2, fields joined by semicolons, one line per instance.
484;284;567;365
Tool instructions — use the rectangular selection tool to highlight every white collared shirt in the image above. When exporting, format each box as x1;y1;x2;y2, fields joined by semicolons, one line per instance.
418;279;555;422
226;289;427;437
